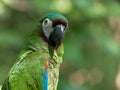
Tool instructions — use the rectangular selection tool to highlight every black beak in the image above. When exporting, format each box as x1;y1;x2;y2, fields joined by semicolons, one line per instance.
49;25;64;48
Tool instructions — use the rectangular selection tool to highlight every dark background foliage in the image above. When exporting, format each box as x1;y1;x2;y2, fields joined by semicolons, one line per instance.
0;0;120;90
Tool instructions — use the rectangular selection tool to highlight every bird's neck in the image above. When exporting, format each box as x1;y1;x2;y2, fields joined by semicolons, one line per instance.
25;26;64;70
26;29;48;52
26;26;64;57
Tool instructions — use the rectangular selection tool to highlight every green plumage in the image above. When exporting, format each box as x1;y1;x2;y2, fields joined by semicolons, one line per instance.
2;13;67;90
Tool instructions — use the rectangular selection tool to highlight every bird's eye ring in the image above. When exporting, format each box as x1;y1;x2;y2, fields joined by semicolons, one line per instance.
44;19;49;25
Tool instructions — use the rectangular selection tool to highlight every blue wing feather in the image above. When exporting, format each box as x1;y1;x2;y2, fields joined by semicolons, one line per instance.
41;69;48;90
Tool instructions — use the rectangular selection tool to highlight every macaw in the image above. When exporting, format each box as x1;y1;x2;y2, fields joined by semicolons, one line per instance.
2;13;68;90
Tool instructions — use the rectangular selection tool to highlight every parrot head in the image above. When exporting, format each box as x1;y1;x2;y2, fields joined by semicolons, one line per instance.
39;13;68;49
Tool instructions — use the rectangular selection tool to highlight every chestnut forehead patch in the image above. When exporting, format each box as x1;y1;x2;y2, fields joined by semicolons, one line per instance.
52;19;68;28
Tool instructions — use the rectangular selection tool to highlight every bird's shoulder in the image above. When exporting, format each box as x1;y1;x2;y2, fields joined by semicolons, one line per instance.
2;49;47;90
11;49;47;73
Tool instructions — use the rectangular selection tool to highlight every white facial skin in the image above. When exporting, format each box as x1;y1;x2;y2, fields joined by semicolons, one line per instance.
42;18;65;38
42;18;53;38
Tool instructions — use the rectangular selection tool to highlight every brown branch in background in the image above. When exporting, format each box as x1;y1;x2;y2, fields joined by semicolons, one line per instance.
2;0;30;11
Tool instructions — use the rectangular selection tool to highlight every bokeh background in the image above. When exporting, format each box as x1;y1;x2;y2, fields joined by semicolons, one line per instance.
1;0;120;90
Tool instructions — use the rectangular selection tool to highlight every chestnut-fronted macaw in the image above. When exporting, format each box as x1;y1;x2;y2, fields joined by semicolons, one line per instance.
2;13;68;90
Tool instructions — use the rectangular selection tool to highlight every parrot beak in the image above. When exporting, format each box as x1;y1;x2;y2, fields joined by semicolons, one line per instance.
49;25;64;48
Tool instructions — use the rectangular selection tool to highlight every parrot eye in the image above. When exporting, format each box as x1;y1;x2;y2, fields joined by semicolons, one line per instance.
44;19;48;25
43;18;52;27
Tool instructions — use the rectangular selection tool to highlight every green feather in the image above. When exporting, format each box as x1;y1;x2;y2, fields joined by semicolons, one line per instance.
2;13;67;90
39;13;68;23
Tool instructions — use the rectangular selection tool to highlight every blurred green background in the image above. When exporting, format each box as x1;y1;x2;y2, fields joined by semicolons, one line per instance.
1;0;120;90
